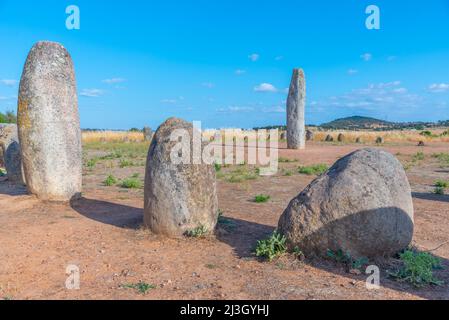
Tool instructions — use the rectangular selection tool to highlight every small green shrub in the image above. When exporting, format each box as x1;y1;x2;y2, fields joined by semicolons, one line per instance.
214;163;222;172
255;231;287;261
389;250;443;287
120;177;142;189
185;225;208;238
86;158;98;168
298;164;329;176
121;282;156;294
103;174;118;186
254;194;270;203
435;180;449;188
434;186;445;195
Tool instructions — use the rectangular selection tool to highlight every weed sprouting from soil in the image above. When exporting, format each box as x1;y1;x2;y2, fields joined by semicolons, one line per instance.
254;194;270;203
389;250;444;287
255;231;287;261
298;164;329;176
121;282;156;294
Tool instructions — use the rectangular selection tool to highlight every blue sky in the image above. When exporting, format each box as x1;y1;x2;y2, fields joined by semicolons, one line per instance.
0;0;448;129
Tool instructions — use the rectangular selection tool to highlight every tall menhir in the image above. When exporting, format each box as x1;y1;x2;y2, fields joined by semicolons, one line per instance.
17;41;82;201
287;68;306;150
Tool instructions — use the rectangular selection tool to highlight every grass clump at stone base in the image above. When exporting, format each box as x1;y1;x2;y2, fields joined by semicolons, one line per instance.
327;249;369;271
255;231;287;261
185;225;208;238
298;164;329;176
389;250;444;287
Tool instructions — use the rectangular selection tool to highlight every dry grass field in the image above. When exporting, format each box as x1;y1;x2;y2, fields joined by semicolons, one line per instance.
1;131;449;300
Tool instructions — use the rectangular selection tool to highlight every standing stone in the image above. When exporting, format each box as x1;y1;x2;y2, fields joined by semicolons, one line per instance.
143;126;153;142
376;137;384;144
0;124;24;184
144;117;218;237
325;134;334;142
337;133;345;142
287;69;306;150
280;131;287;141
306;130;314;141
18;41;82;201
278;148;414;259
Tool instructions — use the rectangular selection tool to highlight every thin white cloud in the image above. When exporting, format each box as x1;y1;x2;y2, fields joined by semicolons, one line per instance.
311;81;423;114
102;78;126;84
428;83;449;93
275;56;284;61
217;105;255;113
360;53;372;61
80;89;104;97
347;69;358;75
254;83;277;93
202;82;215;88
262;105;285;113
235;69;246;75
161;99;178;104
0;79;18;87
248;53;259;62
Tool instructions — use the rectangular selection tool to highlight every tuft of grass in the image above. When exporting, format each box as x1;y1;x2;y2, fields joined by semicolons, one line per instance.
103;174;118;186
389;250;443;287
185;225;208;238
298;164;329;176
254;194;270;203
434;186;445;195
121;282;156;294
279;157;298;163
435;180;449;188
214;163;222;172
120;177;142;189
255;231;287;261
86;158;99;169
224;167;258;183
412;151;425;162
119;159;135;168
432;153;449;166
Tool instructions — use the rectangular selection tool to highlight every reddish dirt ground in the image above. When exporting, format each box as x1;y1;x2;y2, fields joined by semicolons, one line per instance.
0;142;448;300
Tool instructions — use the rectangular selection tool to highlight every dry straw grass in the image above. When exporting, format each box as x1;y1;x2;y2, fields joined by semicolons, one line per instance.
312;129;449;143
81;128;449;144
82;131;144;143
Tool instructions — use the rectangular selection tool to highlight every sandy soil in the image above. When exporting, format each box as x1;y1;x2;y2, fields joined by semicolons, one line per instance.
0;142;448;300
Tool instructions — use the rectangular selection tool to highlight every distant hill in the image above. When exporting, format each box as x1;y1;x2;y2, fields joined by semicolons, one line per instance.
320;116;393;130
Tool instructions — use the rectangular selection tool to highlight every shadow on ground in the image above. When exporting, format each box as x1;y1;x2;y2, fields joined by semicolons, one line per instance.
216;211;449;300
70;197;143;229
0;179;28;196
413;192;449;203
